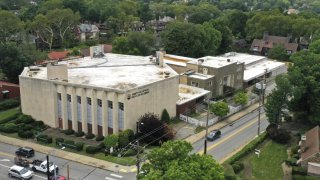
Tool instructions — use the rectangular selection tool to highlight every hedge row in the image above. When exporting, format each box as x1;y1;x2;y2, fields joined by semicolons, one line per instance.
0;99;20;111
228;133;267;164
0;113;19;124
85;142;105;154
292;167;307;176
231;161;244;174
55;137;84;151
36;134;53;144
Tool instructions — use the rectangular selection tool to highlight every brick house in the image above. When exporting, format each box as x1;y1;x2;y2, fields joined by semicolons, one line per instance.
0;81;20;101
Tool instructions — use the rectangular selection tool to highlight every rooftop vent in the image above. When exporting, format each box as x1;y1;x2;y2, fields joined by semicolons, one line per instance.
227;59;231;62
198;59;204;64
164;71;170;78
29;66;40;71
301;135;307;141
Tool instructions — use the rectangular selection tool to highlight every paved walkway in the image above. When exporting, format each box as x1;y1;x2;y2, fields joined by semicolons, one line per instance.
0;134;136;173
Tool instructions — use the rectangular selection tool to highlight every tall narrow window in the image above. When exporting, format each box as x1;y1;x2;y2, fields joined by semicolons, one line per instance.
77;96;81;122
67;94;72;120
97;99;102;126
118;102;124;130
57;93;62;119
87;97;92;124
107;101;113;128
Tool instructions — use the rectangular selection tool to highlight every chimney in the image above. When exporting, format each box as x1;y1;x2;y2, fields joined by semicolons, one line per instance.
47;64;68;81
156;51;164;67
263;32;269;41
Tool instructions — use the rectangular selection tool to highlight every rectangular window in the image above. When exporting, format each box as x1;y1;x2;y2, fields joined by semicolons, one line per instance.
208;81;212;87
191;81;199;87
203;68;208;75
67;94;72;120
57;93;62;118
107;101;113;128
97;99;102;126
118;102;124;130
87;97;92;124
223;76;228;86
77;96;81;122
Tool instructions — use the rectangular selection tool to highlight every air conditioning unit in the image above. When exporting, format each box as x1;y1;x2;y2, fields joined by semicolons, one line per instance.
301;135;307;141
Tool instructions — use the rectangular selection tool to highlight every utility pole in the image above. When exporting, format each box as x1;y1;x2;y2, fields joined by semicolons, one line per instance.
258;80;263;136
46;155;50;180
262;68;268;105
204;99;209;154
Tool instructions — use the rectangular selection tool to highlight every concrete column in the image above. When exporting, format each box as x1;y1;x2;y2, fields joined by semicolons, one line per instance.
71;87;78;131
61;85;68;130
53;85;58;128
81;88;88;133
112;93;119;133
102;91;108;136
91;90;98;135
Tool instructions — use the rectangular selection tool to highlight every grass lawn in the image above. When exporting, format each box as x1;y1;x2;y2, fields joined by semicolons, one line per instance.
0;107;19;122
241;140;287;180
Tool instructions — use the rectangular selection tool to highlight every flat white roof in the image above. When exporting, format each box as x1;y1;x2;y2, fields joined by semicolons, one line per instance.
244;60;286;82
221;52;268;65
163;54;196;67
188;73;213;80
177;84;210;105
22;53;178;91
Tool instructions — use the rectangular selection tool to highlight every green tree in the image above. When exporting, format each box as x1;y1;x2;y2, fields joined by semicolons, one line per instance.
160;109;170;123
112;32;155;56
139;140;224;180
207;19;233;54
104;134;119;149
288;51;320;124
0;10;24;43
234;91;248;106
265;75;292;125
309;39;320;53
46;8;80;46
268;44;289;61
209;101;229;117
31;14;54;50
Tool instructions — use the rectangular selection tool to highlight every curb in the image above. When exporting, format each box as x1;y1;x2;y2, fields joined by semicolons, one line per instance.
0;134;135;173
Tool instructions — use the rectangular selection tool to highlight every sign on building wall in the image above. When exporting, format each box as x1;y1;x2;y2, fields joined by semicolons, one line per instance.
127;89;149;100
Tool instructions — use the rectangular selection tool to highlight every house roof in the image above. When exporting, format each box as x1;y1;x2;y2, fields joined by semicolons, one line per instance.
0;81;19;87
48;50;70;60
301;126;320;161
78;24;99;33
250;36;298;52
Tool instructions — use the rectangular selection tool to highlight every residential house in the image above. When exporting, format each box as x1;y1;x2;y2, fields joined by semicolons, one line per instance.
250;32;298;56
76;24;100;42
147;16;175;33
298;126;320;176
0;81;20;101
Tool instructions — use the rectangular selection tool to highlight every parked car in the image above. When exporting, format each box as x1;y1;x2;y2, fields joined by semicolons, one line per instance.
8;165;33;180
50;175;66;180
206;130;221;141
15;147;34;158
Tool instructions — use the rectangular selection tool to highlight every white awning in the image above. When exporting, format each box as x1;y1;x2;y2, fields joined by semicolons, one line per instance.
1;90;9;94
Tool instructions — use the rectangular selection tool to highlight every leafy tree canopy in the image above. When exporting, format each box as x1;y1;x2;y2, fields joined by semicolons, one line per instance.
209;101;229;117
234;91;248;105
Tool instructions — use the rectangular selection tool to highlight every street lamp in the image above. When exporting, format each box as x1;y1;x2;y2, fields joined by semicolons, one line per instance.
204;99;210;154
136;122;144;175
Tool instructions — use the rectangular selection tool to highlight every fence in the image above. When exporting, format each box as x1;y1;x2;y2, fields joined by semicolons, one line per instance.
179;97;260;127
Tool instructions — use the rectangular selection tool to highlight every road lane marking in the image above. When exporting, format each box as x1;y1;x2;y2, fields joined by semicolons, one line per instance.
0;163;47;179
110;174;123;178
105;177;117;180
0;151;15;158
119;169;127;173
198;115;266;155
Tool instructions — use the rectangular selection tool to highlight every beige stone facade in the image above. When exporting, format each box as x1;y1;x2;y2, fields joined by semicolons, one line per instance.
19;53;179;136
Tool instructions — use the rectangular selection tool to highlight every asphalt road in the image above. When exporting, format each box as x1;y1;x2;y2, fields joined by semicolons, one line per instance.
0;143;136;180
192;108;269;161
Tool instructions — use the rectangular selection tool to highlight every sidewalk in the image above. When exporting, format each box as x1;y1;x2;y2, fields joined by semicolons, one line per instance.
0;134;136;173
185;102;260;144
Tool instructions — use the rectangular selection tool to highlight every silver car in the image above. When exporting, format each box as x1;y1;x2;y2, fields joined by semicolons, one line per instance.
8;165;33;180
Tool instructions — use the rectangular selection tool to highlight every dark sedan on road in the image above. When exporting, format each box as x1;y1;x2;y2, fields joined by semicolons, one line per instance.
206;130;221;141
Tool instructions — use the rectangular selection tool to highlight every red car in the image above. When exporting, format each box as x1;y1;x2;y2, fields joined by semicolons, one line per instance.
50;175;66;180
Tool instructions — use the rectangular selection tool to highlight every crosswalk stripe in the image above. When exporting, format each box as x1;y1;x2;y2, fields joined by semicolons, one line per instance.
110;174;123;178
105;177;117;180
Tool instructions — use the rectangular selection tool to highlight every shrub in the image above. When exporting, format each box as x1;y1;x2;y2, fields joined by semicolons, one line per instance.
292;146;299;154
0;113;19;124
65;140;75;145
122;149;137;157
274;129;291;144
62;129;75;135
55;137;64;146
292;166;307;176
285;158;298;166
17;115;35;124
161;109;170;123
224;174;237;180
2;123;18;133
75;142;84;151
96;136;104;142
118;130;134;148
85;134;95;139
74;131;85;137
0;99;20;111
20;124;34;131
36;134;53;144
231;163;241;174
85;146;99;154
32;121;46;130
18;130;34;138
104;134;119;149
